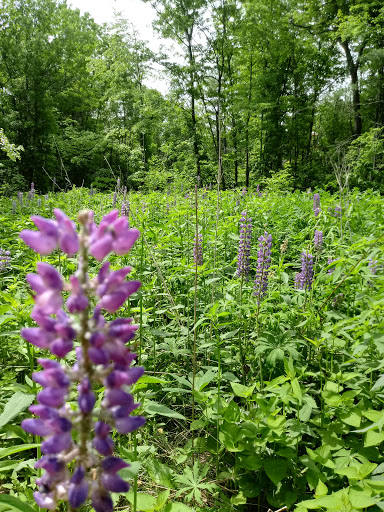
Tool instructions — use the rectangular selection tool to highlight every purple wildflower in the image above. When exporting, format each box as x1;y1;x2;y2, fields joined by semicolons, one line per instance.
369;259;378;275
20;209;79;256
313;193;321;217
332;293;344;308
334;206;342;217
18;191;23;208
327;257;337;274
121;201;130;220
236;211;252;280
0;248;11;272
296;251;314;290
20;209;145;511
314;230;323;252
193;234;203;266
253;232;272;302
241;187;247;197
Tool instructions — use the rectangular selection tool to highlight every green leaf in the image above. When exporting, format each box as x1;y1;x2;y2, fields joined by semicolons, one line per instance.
348;489;376;509
0;444;39;459
340;409;361;427
263;458;288;485
127;492;157;511
230;382;255;398
365;429;384;447
0;392;35;429
155;490;170;509
145;402;186;420
231;491;247;505
146;460;175;488
0;495;36;512
315;480;328;497
164;503;195;512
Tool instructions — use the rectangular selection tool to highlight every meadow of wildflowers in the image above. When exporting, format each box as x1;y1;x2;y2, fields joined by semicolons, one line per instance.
0;186;383;512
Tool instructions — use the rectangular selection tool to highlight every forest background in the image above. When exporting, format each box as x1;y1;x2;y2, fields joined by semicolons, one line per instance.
0;0;384;194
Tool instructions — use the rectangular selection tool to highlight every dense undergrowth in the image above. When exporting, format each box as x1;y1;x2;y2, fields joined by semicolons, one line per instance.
0;186;383;512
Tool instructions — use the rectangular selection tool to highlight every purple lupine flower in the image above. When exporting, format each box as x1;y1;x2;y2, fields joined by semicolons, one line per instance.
37;197;41;208
334;205;342;217
253;231;272;302
332;293;344;308
20;209;79;256
89;184;94;197
327;257;337;274
121;201;130;220
369;259;378;275
296;251;314;290
193;234;203;266
20;208;145;511
112;192;117;209
313;193;321;217
0;248;11;272
88;210;140;261
18;191;23;208
241;187;247;197
314;230;323;252
236;211;252;280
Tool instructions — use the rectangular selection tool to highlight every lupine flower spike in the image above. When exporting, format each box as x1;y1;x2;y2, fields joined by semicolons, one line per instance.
313;193;321;217
193;234;203;266
253;232;272;302
0;248;11;272
236;211;252;281
295;251;314;290
314;230;323;252
20;209;145;511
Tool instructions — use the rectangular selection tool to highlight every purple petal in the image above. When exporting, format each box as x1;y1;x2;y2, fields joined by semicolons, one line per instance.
22;418;52;436
101;473;129;493
105;389;133;407
115;415;146;434
33;491;56;510
113;228;140;255
41;432;71;454
37;262;63;290
88;347;109;365
37;388;66;407
94;421;111;438
68;479;89;508
93;436;114;456
50;338;73;357
20;231;57;255
90;234;113;261
59;232;79;256
91;490;113;512
21;327;52;349
102;456;129;473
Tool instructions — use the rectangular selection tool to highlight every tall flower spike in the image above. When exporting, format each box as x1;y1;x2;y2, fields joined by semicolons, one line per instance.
236;211;252;281
313;193;321;217
20;209;145;511
314;230;323;252
253;231;272;302
193;234;203;266
296;251;314;290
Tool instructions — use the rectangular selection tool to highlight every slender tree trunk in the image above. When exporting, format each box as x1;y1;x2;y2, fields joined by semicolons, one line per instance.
340;40;362;137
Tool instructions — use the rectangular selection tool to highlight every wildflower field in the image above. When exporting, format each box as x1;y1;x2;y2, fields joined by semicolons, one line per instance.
0;186;383;512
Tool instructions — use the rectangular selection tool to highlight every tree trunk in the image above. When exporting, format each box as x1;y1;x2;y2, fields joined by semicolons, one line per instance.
340;40;362;137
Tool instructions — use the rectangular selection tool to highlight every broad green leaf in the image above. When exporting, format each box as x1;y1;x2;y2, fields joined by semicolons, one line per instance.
339;409;361;428
145;402;186;420
263;458;287;485
127;492;157;511
315;480;328;497
230;382;255;398
146;460;175;488
0;392;35;429
365;429;384;447
231;491;247;505
348;489;376;509
0;495;36;512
